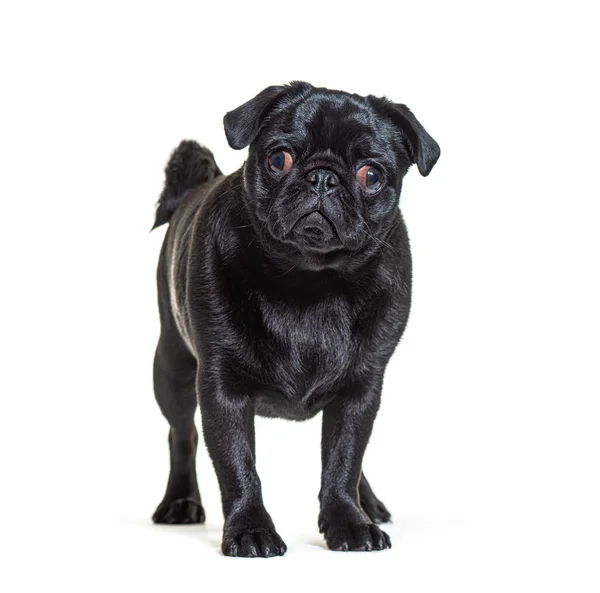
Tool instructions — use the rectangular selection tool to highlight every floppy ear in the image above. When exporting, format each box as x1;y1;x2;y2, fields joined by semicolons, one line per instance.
388;103;441;176
223;85;288;150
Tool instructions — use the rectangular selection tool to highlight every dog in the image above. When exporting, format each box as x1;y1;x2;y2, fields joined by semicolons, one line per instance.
150;81;440;556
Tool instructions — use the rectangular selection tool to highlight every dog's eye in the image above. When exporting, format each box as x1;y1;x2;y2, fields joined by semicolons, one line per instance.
356;166;383;193
268;151;293;174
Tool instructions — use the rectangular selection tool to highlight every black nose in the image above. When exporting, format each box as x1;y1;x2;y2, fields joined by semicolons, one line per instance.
306;169;339;193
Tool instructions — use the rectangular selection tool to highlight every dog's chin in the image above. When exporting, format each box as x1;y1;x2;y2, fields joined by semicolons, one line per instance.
286;246;349;272
276;237;348;270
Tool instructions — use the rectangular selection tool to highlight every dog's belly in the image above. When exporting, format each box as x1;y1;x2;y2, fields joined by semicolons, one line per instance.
254;388;335;420
245;291;355;421
250;341;351;420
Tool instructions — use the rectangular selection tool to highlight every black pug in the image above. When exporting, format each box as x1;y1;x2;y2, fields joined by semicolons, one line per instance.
150;81;439;556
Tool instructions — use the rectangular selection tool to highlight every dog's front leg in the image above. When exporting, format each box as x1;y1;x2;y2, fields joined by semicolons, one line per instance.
319;375;391;551
197;370;286;558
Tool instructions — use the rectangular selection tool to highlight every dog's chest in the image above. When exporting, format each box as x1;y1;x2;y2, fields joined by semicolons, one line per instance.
248;294;356;417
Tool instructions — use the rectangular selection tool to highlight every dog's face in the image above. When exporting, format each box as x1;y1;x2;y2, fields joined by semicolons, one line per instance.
224;82;440;270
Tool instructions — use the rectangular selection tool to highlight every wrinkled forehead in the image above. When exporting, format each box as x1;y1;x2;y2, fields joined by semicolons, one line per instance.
263;93;397;162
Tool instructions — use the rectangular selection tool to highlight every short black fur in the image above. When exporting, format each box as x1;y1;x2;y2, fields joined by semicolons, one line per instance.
152;140;222;229
150;82;439;556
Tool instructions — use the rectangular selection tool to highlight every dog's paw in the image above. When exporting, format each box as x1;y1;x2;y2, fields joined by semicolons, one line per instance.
152;497;205;524
361;498;392;524
322;522;391;552
222;529;287;558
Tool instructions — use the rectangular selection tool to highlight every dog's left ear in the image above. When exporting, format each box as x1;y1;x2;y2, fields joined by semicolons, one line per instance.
223;85;288;149
378;101;441;176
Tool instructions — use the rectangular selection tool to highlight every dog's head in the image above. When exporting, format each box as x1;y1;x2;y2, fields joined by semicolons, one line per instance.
224;82;440;270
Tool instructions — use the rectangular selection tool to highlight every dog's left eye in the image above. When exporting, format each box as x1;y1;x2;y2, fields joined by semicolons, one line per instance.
356;165;383;193
268;151;293;174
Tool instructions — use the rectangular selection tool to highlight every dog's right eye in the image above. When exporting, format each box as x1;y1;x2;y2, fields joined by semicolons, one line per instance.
268;151;293;174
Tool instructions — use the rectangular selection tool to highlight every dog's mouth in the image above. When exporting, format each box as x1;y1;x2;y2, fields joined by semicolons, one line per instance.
290;211;340;247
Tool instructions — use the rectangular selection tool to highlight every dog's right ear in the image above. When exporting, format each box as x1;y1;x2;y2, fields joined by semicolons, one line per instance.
223;83;311;149
223;86;286;149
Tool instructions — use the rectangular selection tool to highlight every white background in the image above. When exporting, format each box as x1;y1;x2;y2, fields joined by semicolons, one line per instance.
1;1;599;591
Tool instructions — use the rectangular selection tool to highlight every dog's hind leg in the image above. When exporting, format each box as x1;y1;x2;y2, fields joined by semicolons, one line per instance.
359;473;391;524
152;328;204;524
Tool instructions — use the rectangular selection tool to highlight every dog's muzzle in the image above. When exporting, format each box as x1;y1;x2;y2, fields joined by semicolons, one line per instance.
292;211;338;243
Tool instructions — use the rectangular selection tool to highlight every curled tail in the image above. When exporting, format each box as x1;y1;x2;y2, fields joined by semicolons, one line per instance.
152;140;222;229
